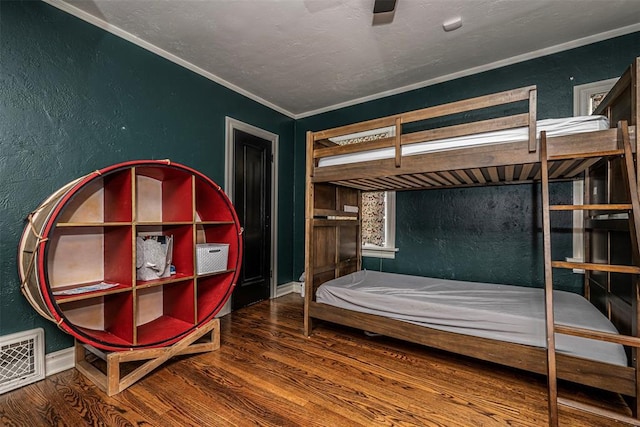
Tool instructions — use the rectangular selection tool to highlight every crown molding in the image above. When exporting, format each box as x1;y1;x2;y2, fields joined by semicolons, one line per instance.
42;0;296;119
39;1;640;120
296;23;640;119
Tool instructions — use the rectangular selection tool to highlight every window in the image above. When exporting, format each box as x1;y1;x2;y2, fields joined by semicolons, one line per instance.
361;191;397;259
573;78;618;116
330;126;398;259
570;78;618;265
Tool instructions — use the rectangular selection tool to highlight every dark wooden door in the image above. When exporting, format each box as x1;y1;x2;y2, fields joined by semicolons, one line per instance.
232;128;272;310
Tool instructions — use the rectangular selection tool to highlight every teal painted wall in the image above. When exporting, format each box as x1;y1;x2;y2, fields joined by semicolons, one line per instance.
362;183;577;291
0;1;295;353
294;31;640;292
2;0;639;355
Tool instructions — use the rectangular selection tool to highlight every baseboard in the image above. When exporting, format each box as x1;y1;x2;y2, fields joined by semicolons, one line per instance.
216;299;232;318
45;346;75;376
292;282;303;295
276;282;294;297
275;281;305;298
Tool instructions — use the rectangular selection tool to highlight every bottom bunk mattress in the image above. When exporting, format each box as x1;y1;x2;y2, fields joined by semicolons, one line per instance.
315;270;627;367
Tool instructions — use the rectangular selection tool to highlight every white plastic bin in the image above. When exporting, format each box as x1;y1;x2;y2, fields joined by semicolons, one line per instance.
196;243;229;274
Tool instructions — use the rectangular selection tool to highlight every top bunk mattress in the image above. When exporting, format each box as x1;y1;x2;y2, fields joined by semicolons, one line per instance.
318;115;609;167
315;270;627;367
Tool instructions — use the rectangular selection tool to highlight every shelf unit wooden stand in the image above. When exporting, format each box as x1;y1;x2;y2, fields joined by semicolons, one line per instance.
74;318;220;396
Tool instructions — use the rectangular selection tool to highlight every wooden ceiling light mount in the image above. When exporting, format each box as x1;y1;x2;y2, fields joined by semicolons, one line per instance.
372;0;397;25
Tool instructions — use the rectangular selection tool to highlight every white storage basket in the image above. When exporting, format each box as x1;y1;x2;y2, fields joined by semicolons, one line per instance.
196;243;229;274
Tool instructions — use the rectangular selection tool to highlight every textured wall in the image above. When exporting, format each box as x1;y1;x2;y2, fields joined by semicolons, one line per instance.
0;1;294;353
2;1;639;354
362;182;579;292
294;31;640;290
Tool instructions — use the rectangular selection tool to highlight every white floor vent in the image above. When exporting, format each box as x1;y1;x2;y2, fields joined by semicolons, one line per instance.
0;328;45;394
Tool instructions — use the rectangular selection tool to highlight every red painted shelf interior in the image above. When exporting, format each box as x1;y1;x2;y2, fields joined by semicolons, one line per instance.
75;326;135;348
197;273;233;323
137;315;195;346
40;161;239;351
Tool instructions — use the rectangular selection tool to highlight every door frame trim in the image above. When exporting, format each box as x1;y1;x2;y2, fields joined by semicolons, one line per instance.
221;117;278;314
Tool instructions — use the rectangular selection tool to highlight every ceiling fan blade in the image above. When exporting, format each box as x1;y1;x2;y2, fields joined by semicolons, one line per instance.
373;0;397;14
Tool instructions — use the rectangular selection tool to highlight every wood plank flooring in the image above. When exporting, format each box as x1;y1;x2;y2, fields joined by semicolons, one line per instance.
0;293;634;426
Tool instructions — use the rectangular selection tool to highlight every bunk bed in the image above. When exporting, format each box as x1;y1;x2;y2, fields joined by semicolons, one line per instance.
304;57;640;415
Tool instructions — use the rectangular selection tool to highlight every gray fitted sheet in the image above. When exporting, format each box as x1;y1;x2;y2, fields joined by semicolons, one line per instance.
316;270;627;366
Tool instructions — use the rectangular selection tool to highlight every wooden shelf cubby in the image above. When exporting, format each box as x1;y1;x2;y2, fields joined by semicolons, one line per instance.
19;160;242;351
196;273;235;323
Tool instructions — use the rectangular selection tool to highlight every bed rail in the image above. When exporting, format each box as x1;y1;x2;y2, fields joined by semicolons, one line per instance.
311;126;635;192
311;86;537;182
312;85;537;153
307;82;640;192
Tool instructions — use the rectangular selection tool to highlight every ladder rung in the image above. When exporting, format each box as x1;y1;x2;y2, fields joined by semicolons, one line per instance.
551;261;640;274
554;324;640;347
549;204;632;211
557;397;640;426
548;149;624;161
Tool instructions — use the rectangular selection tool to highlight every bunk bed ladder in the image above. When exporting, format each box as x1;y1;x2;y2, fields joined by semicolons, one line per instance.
541;121;640;426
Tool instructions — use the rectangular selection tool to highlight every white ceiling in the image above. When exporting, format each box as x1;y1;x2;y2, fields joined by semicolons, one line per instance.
47;0;640;118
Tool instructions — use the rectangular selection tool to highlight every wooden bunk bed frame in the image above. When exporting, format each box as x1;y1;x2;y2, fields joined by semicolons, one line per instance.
304;58;639;418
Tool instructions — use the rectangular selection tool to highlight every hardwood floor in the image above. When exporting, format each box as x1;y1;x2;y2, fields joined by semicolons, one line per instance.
0;293;633;426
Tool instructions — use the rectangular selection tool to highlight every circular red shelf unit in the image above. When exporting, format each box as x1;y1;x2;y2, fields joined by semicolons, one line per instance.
18;160;242;351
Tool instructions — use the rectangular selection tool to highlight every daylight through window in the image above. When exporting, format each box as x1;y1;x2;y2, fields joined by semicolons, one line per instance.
362;191;386;246
332;128;397;258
